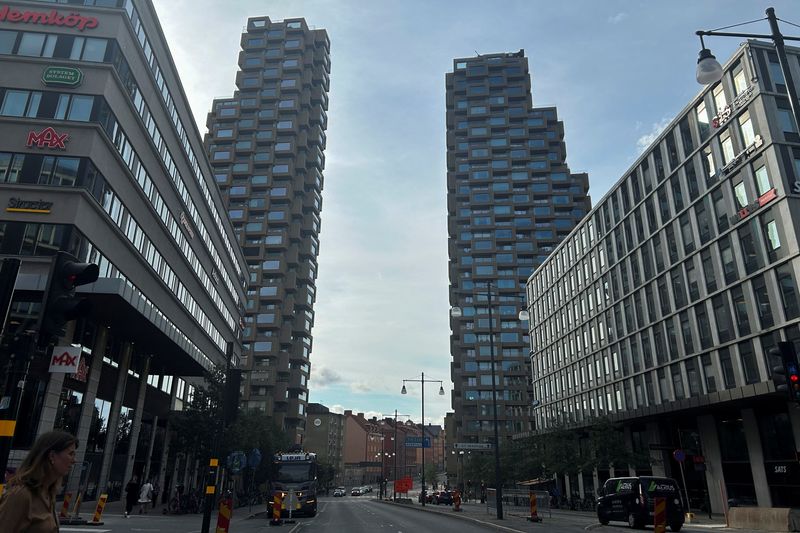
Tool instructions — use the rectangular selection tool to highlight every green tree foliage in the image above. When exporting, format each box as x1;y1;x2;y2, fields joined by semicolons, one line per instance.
224;411;291;485
316;461;336;493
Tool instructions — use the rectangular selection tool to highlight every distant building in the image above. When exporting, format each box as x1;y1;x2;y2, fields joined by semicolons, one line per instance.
204;16;331;443
304;403;344;483
446;50;591;446
525;40;800;510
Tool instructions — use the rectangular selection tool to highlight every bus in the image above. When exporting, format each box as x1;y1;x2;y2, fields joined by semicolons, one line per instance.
269;452;318;517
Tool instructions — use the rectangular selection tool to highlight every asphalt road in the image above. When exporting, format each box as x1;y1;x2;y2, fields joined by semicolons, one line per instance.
58;497;739;533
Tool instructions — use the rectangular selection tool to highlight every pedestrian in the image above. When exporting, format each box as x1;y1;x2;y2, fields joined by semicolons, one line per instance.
124;475;139;518
0;430;78;532
138;478;153;514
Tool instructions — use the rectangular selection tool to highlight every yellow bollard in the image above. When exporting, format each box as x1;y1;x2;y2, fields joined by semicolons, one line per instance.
88;493;108;526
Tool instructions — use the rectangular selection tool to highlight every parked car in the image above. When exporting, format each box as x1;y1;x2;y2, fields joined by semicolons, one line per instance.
333;487;346;497
362;485;372;493
351;487;362;496
596;476;684;531
432;490;453;505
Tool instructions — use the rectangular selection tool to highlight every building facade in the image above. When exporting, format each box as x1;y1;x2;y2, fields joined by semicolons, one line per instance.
0;0;246;499
446;50;591;445
304;403;344;483
204;16;330;442
526;40;800;510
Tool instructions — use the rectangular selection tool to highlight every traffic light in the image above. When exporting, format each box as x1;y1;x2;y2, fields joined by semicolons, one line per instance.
770;342;800;404
38;251;98;347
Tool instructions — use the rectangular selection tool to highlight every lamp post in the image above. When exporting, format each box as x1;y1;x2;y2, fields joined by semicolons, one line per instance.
451;282;529;520
695;7;800;131
401;372;445;507
392;410;411;500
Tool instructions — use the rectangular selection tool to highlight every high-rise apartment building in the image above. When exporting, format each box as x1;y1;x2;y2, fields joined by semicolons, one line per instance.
205;17;330;441
446;50;591;445
525;40;800;510
0;0;246;496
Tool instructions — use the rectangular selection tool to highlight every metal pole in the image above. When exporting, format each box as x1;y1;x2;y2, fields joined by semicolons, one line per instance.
766;8;800;133
421;372;425;507
488;282;503;519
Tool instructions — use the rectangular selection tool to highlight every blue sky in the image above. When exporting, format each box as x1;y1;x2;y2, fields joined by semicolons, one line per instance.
153;1;800;426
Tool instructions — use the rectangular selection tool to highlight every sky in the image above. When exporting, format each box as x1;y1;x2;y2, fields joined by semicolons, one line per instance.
152;0;800;427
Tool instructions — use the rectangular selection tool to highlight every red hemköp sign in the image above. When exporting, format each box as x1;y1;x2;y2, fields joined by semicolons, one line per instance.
0;5;99;31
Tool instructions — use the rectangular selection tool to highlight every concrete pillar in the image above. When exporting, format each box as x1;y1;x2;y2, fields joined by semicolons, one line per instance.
156;377;178;500
142;415;158;483
608;466;616;478
741;408;772;507
624;427;637;476
577;471;585;498
592;468;599;497
35;323;76;437
697;414;725;514
97;342;132;494
564;473;572;499
647;422;667;476
66;327;108;494
122;355;150;486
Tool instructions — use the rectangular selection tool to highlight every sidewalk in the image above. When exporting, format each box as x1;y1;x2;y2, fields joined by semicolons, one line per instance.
378;498;731;532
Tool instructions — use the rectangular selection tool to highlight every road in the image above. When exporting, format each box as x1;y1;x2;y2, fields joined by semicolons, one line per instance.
59;497;737;532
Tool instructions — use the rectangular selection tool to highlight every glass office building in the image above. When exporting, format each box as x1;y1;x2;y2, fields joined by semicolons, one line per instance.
205;17;330;441
526;40;800;509
447;50;591;444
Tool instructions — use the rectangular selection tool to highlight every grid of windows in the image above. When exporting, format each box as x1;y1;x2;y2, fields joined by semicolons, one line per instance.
527;42;800;432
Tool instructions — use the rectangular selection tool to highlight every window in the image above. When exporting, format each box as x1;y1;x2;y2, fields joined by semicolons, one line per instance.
739;111;756;146
721;132;735;164
777;264;800;319
754;164;771;196
738;340;760;384
731;284;750;336
719;236;738;285
712;293;734;343
752;274;774;328
719;347;736;389
733;182;747;209
763;219;781;252
696;101;711;140
712;84;727;115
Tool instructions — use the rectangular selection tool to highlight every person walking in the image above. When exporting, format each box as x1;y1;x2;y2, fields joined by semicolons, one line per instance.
0;430;78;533
124;476;139;518
138;479;153;514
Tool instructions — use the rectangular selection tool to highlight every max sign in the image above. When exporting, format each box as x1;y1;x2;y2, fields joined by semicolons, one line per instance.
49;346;81;373
27;127;69;149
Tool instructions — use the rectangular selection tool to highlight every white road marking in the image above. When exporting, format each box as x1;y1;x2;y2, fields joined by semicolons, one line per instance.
61;529;111;533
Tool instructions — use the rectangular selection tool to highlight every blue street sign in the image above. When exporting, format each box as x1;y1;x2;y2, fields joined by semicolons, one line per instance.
404;436;431;448
248;448;262;468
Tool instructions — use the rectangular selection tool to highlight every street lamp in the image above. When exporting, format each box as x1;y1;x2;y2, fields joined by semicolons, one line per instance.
450;282;529;520
401;372;445;507
695;7;800;131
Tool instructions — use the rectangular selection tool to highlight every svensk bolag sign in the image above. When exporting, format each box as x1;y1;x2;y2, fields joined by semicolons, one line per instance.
49;345;81;373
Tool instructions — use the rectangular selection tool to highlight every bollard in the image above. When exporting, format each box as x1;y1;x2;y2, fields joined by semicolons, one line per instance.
60;492;73;518
87;494;108;526
215;493;233;533
453;490;462;512
654;497;666;533
71;491;82;517
527;492;542;522
270;492;283;526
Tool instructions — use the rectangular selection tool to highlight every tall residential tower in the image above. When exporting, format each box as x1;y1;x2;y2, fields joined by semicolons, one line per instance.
446;50;590;445
205;17;330;441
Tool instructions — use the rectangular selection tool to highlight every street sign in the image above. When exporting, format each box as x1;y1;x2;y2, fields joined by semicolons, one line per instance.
673;449;686;463
42;66;83;88
453;442;493;450
404;436;431;448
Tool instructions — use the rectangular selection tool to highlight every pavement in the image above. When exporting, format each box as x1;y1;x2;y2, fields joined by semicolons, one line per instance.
376;496;733;532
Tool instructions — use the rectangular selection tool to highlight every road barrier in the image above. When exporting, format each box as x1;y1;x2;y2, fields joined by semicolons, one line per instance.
654;497;666;533
453;490;462;512
59;492;73;518
270;492;283;526
528;491;543;522
486;489;551;519
215;493;233;533
88;494;107;526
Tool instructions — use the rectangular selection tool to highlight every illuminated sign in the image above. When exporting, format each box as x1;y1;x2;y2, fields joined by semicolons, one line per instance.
42;66;83;88
26;127;69;150
728;188;777;226
0;5;98;31
706;134;763;187
49;346;81;373
7;197;53;214
712;85;755;129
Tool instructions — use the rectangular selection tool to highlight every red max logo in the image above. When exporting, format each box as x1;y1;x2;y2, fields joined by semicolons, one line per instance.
51;351;77;366
27;127;69;149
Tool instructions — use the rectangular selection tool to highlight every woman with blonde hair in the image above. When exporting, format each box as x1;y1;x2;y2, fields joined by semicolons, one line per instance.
0;430;78;532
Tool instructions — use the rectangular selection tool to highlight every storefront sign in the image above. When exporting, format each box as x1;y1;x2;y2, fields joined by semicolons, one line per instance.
0;5;98;31
728;187;777;226
42;66;83;88
26;127;69;149
6;197;53;214
706;134;763;187
49;346;81;373
712;85;755;129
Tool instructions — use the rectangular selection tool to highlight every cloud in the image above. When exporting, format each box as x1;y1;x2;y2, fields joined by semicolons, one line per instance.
636;117;671;152
351;381;374;393
312;367;343;387
608;12;628;24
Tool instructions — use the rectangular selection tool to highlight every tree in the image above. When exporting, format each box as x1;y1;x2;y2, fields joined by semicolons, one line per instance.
424;463;438;489
316;461;336;494
223;411;290;487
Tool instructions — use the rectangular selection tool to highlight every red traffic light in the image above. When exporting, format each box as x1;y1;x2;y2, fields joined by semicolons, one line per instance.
791;375;800;383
